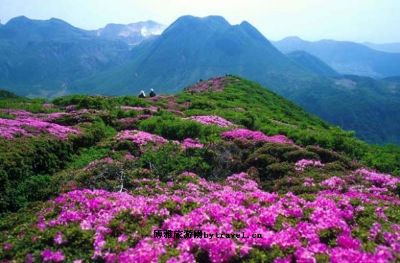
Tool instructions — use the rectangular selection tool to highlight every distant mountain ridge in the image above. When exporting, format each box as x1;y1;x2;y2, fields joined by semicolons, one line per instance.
273;36;400;78
363;42;400;53
287;50;339;77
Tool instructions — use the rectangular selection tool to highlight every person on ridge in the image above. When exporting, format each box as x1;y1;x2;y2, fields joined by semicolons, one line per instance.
149;88;156;98
138;90;146;98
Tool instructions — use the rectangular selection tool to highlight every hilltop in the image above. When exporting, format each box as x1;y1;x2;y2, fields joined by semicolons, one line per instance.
1;76;400;262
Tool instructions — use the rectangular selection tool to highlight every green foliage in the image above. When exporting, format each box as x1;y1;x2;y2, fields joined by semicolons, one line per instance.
319;228;341;247
177;77;400;174
0;98;55;113
243;246;285;263
138;113;223;141
53;95;150;110
139;143;211;181
0;120;113;213
67;146;110;170
0;89;20;99
362;145;400;176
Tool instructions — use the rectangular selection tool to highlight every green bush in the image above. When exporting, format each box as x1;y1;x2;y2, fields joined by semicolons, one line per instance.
0;120;113;213
138;114;222;141
283;149;319;162
139;143;211;181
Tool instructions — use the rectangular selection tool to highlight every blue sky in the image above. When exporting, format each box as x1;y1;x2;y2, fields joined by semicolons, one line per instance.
0;0;399;43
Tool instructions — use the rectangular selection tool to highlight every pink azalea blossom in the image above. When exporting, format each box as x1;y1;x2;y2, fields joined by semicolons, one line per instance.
116;130;167;146
222;128;292;144
26;169;400;262
295;159;324;172
41;249;65;262
0;110;79;140
320;176;346;190
182;138;204;149
187;115;234;128
355;168;400;189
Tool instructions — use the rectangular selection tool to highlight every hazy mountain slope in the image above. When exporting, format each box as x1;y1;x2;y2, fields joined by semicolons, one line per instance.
363;42;400;53
287;50;339;77
0;16;92;44
72;15;315;94
0;16;132;97
309;75;400;144
274;36;400;78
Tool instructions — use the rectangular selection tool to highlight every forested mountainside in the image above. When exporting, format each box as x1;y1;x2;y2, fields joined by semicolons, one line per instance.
1;76;400;262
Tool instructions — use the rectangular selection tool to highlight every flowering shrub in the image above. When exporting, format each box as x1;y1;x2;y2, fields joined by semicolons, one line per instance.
303;177;315;187
3;170;400;262
185;77;226;93
355;168;400;189
187;115;234;128
116;130;167;147
41;249;65;262
0;110;80;140
222;128;293;144
295;159;324;172
320;176;346;190
182;138;204;149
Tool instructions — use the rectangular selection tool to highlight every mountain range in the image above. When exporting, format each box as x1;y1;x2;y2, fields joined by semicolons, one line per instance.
273;36;400;78
0;15;400;145
0;16;163;97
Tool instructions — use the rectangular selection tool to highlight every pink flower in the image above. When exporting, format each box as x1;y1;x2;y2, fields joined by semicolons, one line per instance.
116;130;167;146
295;159;324;172
41;249;65;262
355;168;400;189
222;128;292;144
186;77;226;93
303;177;315;187
337;234;361;249
0;110;79;140
124;153;137;161
3;243;12;251
187;115;233;127
117;234;128;243
182;138;204;149
54;232;64;245
320;176;346;190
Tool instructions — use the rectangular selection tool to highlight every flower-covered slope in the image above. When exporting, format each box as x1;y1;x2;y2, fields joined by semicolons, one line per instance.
0;110;79;139
1;76;400;263
2;168;400;262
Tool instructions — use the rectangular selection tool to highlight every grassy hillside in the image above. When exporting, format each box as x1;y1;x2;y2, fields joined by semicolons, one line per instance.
0;76;400;262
